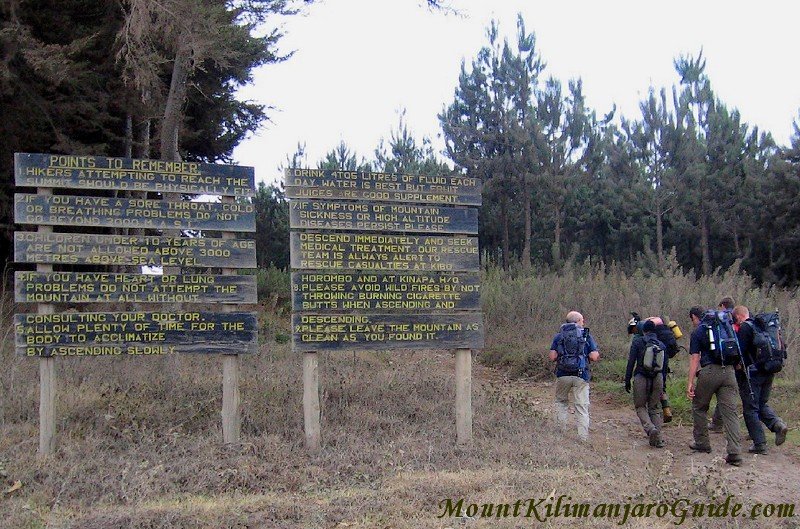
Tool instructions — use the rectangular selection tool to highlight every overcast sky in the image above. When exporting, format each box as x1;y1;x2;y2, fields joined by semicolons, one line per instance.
232;0;800;185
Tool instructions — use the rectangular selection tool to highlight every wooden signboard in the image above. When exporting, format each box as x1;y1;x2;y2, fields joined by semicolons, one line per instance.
15;193;255;232
15;153;255;197
285;168;481;205
15;272;257;304
15;311;258;357
14;232;257;268
292;312;484;352
289;199;478;234
291;271;480;312
289;232;479;272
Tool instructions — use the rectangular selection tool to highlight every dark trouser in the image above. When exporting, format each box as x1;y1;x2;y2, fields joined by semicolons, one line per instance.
736;368;782;447
710;401;722;428
692;364;741;455
633;374;663;436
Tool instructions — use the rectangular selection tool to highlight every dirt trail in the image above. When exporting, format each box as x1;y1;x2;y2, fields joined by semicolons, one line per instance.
474;364;800;506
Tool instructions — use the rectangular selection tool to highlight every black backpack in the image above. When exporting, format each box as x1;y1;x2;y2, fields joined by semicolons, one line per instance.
556;323;588;376
746;312;787;374
640;335;666;377
700;310;740;366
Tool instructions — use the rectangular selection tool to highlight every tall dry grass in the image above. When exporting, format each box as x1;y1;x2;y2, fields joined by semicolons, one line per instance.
481;255;800;380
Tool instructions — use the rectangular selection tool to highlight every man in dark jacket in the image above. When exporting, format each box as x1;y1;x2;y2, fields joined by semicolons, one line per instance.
625;319;667;447
733;305;789;454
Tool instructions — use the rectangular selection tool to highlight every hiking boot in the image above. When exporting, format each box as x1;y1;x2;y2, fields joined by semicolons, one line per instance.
725;453;743;466
748;444;768;455
649;429;660;447
775;423;789;446
654;439;666;448
689;442;712;453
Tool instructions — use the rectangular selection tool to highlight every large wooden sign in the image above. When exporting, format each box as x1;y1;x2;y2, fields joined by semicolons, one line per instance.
290;232;479;272
285;168;481;205
292;313;484;352
14;232;256;268
15;193;255;232
15;272;257;304
15;153;255;197
14;152;259;452
289;199;478;233
291;271;480;312
15;311;258;357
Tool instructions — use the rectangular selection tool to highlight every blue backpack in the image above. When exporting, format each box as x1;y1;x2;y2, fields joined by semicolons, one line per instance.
556;323;588;376
700;310;740;366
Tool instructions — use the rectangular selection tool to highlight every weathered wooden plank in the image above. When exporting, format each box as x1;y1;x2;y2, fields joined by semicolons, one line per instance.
291;312;484;352
14;232;257;268
15;272;257;304
290;232;479;272
15;153;255;197
285;168;481;205
14;193;255;232
15;311;258;357
289;199;478;234
291;271;481;312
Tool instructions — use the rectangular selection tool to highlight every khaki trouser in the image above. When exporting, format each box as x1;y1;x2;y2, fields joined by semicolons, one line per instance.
555;376;590;441
633;373;663;436
692;364;741;455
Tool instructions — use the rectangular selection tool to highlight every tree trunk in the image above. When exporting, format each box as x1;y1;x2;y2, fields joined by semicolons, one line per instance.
655;201;664;266
124;115;133;158
521;183;531;271
700;207;711;276
137;119;150;158
160;40;192;162
732;225;741;257
501;197;510;271
553;209;562;265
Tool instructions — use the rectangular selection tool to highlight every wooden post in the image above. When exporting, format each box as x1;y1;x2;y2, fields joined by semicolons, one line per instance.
221;196;241;444
303;351;321;452
222;354;241;443
37;188;56;456
455;348;472;444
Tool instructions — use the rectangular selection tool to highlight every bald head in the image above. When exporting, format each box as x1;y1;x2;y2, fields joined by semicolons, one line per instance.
566;311;584;324
733;305;750;322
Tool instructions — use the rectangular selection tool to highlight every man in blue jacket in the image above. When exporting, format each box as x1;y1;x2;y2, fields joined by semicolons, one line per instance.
549;311;600;442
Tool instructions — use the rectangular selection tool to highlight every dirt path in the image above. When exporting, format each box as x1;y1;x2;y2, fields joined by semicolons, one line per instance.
474;364;800;506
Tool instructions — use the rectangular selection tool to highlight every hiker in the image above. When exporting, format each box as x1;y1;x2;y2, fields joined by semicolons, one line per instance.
648;316;680;422
624;319;667;447
709;296;736;432
549;311;600;442
687;306;742;466
732;305;790;454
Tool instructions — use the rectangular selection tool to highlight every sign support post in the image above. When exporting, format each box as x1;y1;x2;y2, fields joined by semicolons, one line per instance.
303;351;321;452
38;186;55;456
221;195;241;444
455;348;473;444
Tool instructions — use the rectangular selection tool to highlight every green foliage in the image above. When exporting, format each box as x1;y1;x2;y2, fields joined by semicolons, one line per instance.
255;264;290;303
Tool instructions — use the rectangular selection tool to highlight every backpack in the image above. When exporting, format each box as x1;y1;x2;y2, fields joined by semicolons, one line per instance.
700;310;740;366
746;312;787;374
556;323;588;376
654;324;680;359
640;335;665;377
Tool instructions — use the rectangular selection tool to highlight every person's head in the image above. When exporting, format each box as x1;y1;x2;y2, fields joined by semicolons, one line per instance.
566;311;584;327
689;306;705;327
647;316;664;326
642;319;656;334
732;305;750;323
718;297;735;310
